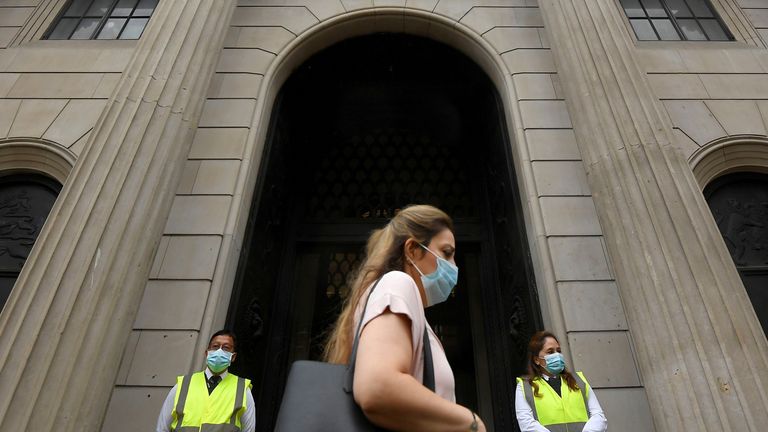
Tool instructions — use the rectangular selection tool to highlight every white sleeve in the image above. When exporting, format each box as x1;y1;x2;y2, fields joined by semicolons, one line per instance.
581;386;607;432
155;385;177;432
515;381;551;432
242;390;256;432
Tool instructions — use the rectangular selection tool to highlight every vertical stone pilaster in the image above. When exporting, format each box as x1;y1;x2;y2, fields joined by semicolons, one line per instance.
0;1;235;431
538;1;768;431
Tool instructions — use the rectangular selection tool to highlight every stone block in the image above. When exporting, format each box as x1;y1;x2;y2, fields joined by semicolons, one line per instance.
217;48;274;74
597;388;656;432
101;387;171;432
189;128;248;159
558;281;628;331
405;0;439;11
68;130;90;156
520;100;571;129
671;128;700;161
225;26;295;52
539;196;601;235
193;159;241;195
199;99;255;128
6;46;130;73
207;73;263;99
0;27;18;49
0;7;32;26
699;74;768;99
513;73;556;100
525;129;581;161
341;0;373;11
134;280;210;330
532;161;591;196
705;100;766;136
460;6;542;34
164;195;231;235
637;48;686;73
568;331;641;387
663;100;726;146
0;73;19;97
647;74;708;99
484;27;542;53
177;160;200;194
374;0;405;5
158;236;222;280
230;6;318;34
43;99;107;147
93;73;121;98
125;330;198;386
7;73;103;98
678;49;762;73
150;236;171;279
745;8;768;28
8;99;67;138
502;49;556;73
0;99;20;137
548;236;612;281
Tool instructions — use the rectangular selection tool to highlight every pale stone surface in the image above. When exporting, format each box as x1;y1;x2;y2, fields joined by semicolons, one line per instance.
663;100;727;145
532;161;591;196
43;99;107;148
5;46;132;73
483;27;542;52
460;6;543;34
671;128;701;161
225;26;295;52
502;49;556;73
177;160;201;194
189;128;249;159
193;160;241;195
67;131;90;156
647;74;708;99
513;73;556;100
93;73;121;98
568;331;641;387
8;99;67;138
525;129;581;160
158;236;222;280
7;73;103;98
705;100;767;136
0;73;18;97
520;100;572;128
699;74;768;99
405;0;439;11
597;388;656;432
745;8;768;27
0;99;20;137
165;195;232;235
678;49;763;73
0;28;17;49
100;387;169;432
124;331;198;386
0;7;32;26
230;6;319;34
150;236;171;279
199;99;256;127
207;73;263;99
433;0;530;21
637;49;686;73
341;0;373;11
548;236;612;281
539;196;601;235
217;48;275;73
558;281;628;331
134;281;211;330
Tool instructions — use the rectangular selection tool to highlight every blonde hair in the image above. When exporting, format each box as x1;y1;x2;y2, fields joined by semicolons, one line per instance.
323;204;454;364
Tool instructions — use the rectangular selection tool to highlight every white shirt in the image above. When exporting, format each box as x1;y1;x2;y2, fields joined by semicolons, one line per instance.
515;374;607;432
156;368;256;432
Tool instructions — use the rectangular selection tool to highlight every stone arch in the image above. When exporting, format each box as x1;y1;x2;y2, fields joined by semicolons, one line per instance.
689;134;768;188
0;138;75;184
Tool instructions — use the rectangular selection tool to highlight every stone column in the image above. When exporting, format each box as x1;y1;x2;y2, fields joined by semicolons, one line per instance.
0;1;235;430
538;1;768;431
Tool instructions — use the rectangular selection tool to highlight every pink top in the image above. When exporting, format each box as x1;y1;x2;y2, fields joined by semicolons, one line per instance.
354;270;456;402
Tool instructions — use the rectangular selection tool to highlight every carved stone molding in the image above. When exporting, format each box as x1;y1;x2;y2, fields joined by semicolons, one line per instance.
0;138;75;184
689;135;768;187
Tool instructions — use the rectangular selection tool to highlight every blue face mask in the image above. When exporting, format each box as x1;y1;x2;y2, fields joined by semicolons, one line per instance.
206;348;233;374
408;243;459;307
542;352;565;375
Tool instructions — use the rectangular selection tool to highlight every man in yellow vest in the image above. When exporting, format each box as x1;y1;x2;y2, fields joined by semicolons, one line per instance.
155;329;255;432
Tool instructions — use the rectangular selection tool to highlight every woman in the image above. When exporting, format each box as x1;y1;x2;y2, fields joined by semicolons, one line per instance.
515;331;607;432
324;204;486;431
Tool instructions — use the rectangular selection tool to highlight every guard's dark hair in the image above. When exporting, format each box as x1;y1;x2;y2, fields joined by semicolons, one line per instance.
208;329;238;351
526;331;579;397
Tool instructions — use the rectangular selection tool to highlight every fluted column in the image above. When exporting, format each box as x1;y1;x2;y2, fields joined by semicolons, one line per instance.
0;1;235;430
538;1;768;431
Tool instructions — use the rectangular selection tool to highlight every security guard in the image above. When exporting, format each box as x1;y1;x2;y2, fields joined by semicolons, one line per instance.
515;331;607;432
156;330;255;432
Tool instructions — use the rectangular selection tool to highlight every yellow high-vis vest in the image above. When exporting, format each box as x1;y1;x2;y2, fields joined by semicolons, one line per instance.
517;371;591;432
171;371;252;432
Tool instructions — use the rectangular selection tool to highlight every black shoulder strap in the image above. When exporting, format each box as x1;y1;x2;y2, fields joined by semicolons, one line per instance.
344;277;436;393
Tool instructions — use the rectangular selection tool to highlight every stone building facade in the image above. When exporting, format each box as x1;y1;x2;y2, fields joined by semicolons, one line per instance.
0;0;765;431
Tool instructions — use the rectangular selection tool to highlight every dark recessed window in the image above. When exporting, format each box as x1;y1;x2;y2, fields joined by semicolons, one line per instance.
0;174;61;311
705;172;768;336
620;0;733;41
46;0;158;40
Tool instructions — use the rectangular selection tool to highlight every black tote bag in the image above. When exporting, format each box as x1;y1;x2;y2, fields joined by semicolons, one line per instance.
274;277;435;431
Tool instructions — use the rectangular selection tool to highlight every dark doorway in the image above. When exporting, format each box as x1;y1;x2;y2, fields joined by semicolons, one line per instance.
226;34;541;432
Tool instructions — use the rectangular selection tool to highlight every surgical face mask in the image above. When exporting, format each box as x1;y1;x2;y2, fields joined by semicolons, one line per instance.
408;243;459;307
541;352;565;375
206;348;233;373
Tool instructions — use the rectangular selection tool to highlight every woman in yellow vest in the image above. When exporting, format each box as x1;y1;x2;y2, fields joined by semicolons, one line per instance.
515;331;607;432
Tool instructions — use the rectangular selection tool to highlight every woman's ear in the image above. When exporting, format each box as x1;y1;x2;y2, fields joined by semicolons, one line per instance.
403;238;419;262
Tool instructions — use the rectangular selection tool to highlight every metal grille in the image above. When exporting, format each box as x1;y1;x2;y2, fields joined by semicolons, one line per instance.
306;128;476;220
325;251;362;300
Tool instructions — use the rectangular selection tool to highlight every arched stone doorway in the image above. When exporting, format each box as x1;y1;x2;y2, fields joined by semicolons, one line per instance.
227;34;540;432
